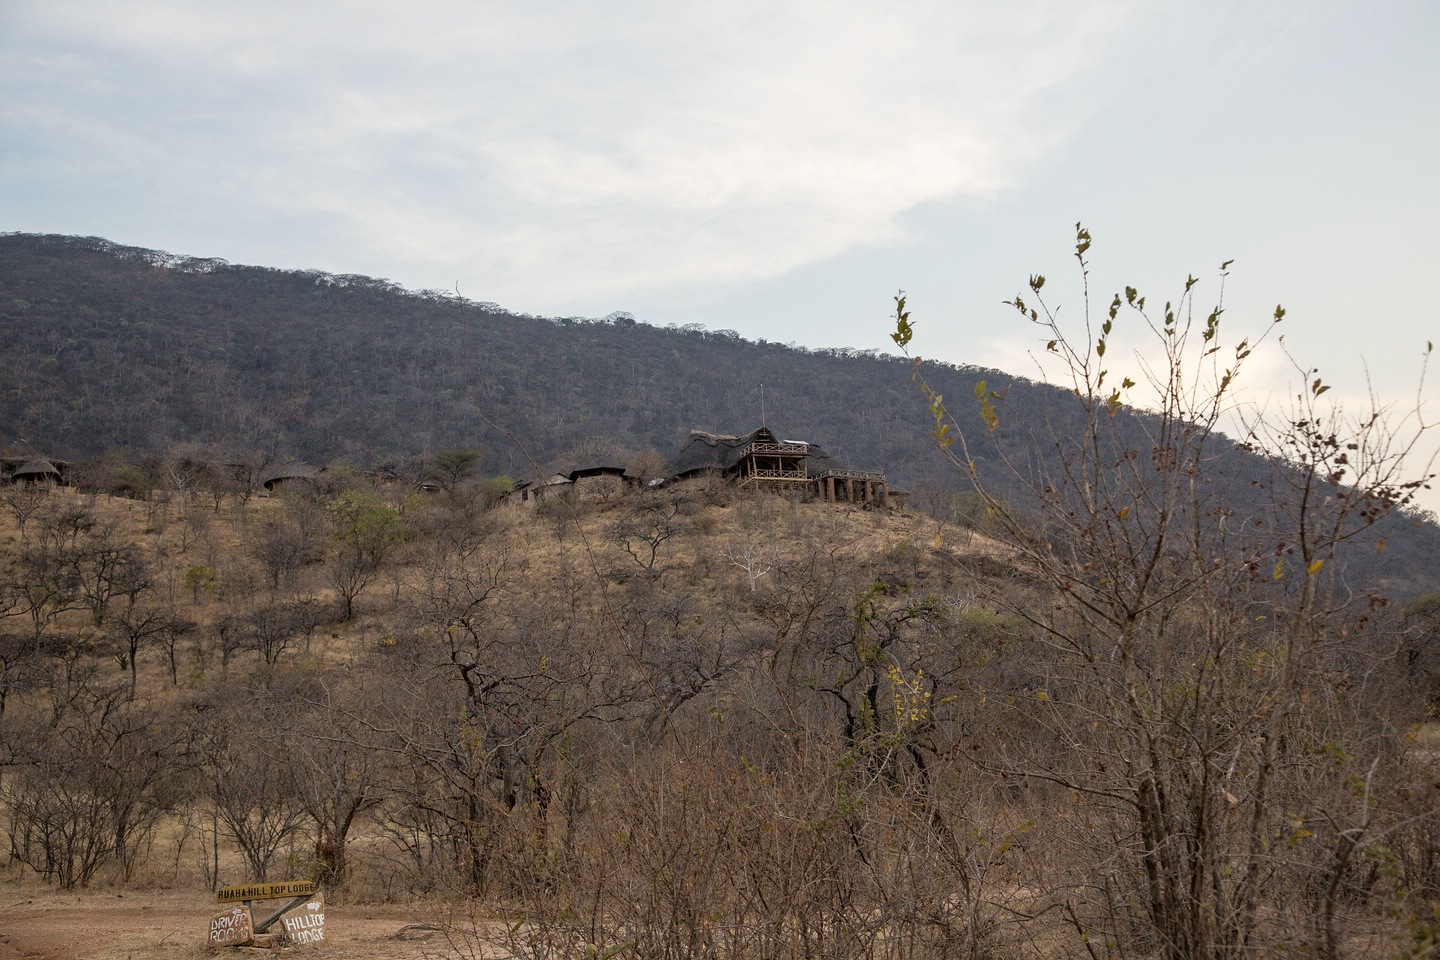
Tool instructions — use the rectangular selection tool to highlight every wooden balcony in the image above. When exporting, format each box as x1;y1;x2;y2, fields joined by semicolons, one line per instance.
815;468;885;483
742;468;809;482
747;441;810;457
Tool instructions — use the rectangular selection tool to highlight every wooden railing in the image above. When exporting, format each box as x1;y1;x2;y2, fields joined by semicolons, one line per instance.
815;468;886;482
743;468;809;481
747;441;810;456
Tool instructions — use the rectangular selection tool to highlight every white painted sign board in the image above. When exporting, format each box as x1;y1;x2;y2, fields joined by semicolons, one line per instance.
280;893;326;945
209;906;254;947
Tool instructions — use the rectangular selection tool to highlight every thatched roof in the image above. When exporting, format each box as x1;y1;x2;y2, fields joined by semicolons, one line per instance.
12;458;61;481
669;428;767;478
668;427;838;479
261;462;318;489
568;463;634;481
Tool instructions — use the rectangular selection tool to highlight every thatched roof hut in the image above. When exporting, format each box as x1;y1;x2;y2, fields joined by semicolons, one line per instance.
667;427;837;480
666;426;900;507
11;458;63;484
260;462;319;493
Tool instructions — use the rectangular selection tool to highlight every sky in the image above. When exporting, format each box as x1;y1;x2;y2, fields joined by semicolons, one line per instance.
3;1;1438;502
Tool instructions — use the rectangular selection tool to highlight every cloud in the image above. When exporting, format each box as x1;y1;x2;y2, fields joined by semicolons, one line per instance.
3;0;1141;307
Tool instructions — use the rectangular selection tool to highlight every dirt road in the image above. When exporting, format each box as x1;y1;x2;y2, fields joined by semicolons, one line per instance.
0;888;463;960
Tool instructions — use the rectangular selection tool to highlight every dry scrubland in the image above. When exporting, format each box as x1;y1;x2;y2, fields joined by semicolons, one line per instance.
0;474;1437;959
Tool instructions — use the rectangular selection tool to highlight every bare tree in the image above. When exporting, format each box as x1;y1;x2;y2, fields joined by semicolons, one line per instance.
197;698;306;882
893;226;1437;958
269;680;386;887
104;600;186;699
2;482;49;542
249;513;307;593
610;493;684;586
2;680;192;887
1;537;82;642
69;529;150;629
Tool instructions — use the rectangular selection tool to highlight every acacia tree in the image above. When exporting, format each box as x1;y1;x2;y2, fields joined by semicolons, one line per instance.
893;225;1436;958
426;448;482;493
326;490;407;620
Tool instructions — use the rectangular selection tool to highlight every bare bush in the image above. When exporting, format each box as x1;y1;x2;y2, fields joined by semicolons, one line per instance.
894;226;1438;957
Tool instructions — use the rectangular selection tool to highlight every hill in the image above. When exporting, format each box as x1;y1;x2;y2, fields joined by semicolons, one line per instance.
0;232;961;484
3;231;1439;600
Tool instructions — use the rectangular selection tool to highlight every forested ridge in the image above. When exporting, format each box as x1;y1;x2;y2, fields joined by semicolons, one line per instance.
0;232;968;481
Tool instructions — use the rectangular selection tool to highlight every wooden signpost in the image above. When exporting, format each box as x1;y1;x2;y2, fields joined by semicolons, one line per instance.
216;880;316;904
209;880;325;949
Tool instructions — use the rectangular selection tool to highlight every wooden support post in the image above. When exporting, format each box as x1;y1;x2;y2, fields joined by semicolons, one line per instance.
256;895;313;933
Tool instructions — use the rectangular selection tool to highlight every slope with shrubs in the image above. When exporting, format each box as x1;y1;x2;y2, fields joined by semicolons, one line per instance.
0;470;1436;958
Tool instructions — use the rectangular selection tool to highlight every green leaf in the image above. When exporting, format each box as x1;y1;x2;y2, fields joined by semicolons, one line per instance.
890;292;913;347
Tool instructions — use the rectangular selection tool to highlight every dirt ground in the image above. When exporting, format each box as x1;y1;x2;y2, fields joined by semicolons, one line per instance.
0;886;490;960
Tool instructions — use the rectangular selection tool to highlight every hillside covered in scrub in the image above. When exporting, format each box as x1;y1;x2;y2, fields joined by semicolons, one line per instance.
0;466;1439;957
0;479;1023;941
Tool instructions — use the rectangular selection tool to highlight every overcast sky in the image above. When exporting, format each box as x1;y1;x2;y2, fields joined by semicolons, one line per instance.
4;1;1438;500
